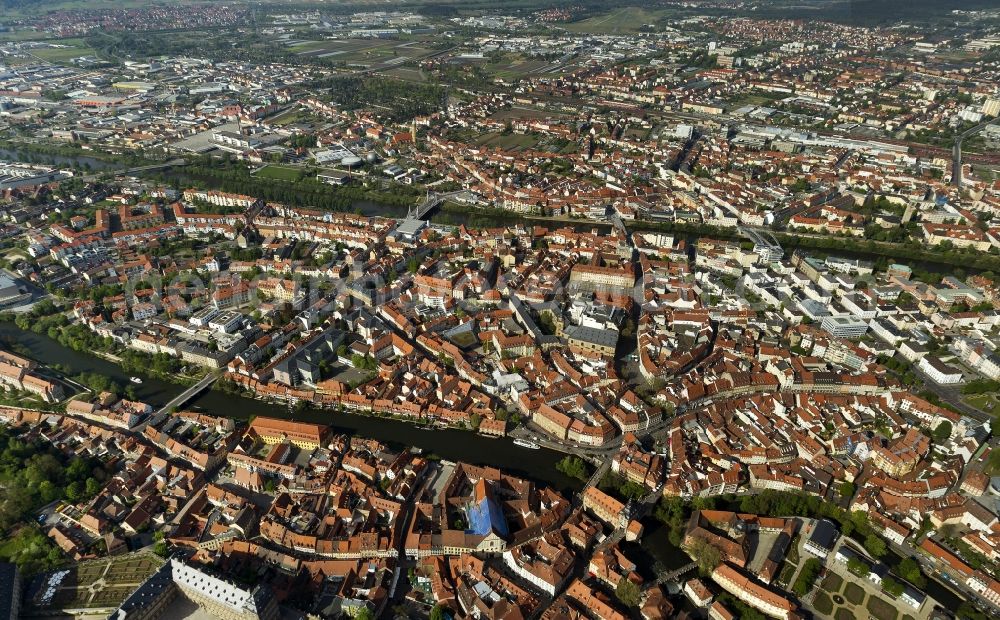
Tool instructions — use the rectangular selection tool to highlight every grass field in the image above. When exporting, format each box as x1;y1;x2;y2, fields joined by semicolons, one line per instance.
973;165;999;182
563;7;671;34
788;539;800;565
25;38;95;63
255;165;303;182
268;109;314;127
0;30;52;42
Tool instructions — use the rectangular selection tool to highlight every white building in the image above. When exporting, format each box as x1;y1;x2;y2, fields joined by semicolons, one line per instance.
918;356;963;384
170;559;278;620
821;316;868;339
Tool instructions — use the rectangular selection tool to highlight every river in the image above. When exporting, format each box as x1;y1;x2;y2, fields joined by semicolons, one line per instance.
0;323;582;493
0;148;121;171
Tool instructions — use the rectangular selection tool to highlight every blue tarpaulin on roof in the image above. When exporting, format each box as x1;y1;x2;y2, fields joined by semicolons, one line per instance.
465;496;508;538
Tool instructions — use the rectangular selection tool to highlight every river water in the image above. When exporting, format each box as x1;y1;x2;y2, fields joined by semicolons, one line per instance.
0;148;120;171
0;323;581;493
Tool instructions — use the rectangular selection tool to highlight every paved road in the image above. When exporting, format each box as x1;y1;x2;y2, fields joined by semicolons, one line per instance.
953;119;997;188
903;355;988;422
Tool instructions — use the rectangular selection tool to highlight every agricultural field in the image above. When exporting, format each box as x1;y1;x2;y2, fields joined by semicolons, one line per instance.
1;0;188;18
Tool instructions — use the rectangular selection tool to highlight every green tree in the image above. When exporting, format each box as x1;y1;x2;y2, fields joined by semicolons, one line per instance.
882;576;904;597
555;456;590;481
654;496;690;546
792;558;823;596
932;420;952;443
687;536;722;576
0;525;64;575
85;477;102;497
152;531;169;557
64;481;83;502
864;534;887;559
847;557;870;577
429;605;449;620
615;577;642;608
355;607;375;620
897;557;926;588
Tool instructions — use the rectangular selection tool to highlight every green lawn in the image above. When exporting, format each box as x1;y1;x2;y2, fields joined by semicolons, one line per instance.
821;572;844;593
475;132;540;151
814;592;834;615
845;581;866;605
788;539;801;565
255;165;303;182
835;608;856;620
28;553;163;611
778;561;797;585
964;393;1000;416
268;109;309;127
867;595;899;620
289;40;331;52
